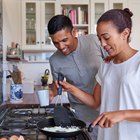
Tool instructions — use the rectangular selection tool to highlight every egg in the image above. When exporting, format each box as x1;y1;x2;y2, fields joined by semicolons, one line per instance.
0;138;7;140
9;135;19;140
18;135;24;140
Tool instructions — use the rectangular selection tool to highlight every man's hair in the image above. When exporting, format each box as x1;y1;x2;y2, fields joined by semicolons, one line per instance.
48;15;73;35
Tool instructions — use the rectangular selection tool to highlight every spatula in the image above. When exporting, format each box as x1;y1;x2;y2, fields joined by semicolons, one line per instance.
54;73;71;127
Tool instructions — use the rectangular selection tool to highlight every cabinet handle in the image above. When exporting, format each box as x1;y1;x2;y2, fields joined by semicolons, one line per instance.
41;41;44;44
36;42;39;44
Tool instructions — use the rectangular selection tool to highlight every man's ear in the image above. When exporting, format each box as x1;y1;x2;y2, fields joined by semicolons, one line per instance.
122;28;130;40
72;27;77;37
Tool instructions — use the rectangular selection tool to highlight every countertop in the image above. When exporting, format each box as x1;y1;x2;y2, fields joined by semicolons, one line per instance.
1;85;69;109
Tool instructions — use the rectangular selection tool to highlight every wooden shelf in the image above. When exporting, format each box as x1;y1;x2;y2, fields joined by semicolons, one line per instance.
6;57;27;62
23;49;55;53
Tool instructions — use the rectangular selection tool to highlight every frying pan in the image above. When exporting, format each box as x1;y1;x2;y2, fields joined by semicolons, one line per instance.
37;117;86;138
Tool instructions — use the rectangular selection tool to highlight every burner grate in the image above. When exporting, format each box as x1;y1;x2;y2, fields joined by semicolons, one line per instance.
9;110;32;117
2;118;28;132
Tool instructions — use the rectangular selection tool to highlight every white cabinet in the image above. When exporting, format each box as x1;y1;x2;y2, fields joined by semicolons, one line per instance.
22;0;58;51
21;0;128;47
57;0;90;36
128;0;140;50
90;0;127;33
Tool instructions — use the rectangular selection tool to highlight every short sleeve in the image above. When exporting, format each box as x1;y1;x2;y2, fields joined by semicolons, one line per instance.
95;63;103;86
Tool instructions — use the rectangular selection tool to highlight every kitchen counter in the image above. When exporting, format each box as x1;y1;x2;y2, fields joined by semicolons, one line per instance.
1;85;69;109
3;94;39;108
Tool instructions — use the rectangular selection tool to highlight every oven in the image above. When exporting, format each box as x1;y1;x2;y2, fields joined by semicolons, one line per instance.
0;105;92;140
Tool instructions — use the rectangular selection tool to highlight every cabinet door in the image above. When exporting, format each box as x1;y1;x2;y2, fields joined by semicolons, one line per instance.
90;0;108;34
58;0;90;36
40;1;56;50
128;0;140;50
22;0;56;51
22;0;41;50
109;0;127;9
90;0;127;34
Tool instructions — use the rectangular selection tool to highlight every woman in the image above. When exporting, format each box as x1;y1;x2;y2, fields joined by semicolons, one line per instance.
60;8;140;140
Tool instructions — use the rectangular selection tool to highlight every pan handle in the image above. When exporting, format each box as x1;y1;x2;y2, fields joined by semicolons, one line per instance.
87;123;93;132
88;123;99;132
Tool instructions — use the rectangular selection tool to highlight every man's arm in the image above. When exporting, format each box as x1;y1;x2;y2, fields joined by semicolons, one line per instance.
49;81;57;101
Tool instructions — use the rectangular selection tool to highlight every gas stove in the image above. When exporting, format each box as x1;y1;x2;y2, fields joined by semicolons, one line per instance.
0;105;92;140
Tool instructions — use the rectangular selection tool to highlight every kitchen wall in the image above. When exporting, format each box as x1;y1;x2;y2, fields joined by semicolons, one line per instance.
2;0;140;101
2;0;54;101
3;0;53;81
128;0;140;50
3;0;21;90
0;0;3;104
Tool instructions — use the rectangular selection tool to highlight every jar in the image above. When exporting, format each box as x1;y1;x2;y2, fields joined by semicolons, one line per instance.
10;84;23;103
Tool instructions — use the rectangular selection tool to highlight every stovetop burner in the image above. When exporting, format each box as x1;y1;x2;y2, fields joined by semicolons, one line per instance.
28;116;46;126
2;118;28;132
0;107;92;140
9;109;32;117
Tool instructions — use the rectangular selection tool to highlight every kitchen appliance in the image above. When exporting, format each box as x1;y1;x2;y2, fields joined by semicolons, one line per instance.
0;105;92;140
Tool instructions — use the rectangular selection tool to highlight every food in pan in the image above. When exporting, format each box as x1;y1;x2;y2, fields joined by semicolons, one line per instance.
42;126;80;132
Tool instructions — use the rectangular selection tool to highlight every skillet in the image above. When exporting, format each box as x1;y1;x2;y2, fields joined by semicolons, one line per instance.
37;117;86;138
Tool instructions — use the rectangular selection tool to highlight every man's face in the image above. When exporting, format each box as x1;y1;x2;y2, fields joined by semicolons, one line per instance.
50;28;77;55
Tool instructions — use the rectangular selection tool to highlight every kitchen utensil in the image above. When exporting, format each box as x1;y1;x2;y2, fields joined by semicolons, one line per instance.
54;73;71;127
8;65;22;84
37;117;86;138
10;84;23;103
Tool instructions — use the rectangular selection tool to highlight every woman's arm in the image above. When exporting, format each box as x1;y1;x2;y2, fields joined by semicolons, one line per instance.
60;81;101;109
93;110;140;128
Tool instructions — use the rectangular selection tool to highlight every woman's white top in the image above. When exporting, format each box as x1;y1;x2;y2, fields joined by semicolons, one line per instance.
96;51;140;140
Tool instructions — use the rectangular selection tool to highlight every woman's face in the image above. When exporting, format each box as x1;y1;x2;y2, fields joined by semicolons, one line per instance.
97;21;126;57
50;28;77;55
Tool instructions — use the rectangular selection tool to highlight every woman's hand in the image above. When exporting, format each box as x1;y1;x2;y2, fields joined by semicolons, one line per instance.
93;111;125;128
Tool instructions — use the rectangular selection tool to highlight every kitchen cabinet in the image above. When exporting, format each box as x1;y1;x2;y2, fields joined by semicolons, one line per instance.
21;0;58;51
128;0;140;50
57;0;90;36
21;0;128;47
90;0;127;33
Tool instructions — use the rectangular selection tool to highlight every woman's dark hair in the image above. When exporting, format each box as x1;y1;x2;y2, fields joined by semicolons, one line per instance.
97;8;133;41
48;15;73;35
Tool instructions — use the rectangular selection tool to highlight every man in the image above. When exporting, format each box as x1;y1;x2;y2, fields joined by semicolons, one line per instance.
48;15;106;140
